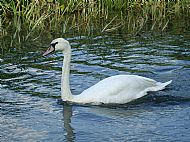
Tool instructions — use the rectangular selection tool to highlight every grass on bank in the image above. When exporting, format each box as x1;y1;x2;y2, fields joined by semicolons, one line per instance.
0;0;190;47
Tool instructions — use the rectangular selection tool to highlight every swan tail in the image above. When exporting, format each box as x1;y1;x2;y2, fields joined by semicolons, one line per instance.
155;80;172;91
135;80;172;100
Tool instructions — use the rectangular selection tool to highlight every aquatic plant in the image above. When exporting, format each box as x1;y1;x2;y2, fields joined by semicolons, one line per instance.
0;0;190;47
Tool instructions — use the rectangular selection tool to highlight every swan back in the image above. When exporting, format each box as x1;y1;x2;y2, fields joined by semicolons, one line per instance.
71;75;171;104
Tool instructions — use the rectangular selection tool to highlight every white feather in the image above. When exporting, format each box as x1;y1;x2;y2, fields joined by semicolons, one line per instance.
72;75;172;104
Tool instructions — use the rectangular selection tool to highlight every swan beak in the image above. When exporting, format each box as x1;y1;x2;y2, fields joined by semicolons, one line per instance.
43;46;55;56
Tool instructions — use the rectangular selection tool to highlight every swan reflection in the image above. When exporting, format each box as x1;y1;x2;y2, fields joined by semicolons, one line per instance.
63;103;75;142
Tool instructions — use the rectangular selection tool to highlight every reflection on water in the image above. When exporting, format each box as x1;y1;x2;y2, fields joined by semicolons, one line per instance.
0;31;190;141
63;103;75;142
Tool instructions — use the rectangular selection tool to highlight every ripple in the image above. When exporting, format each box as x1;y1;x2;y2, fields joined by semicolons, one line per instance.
1;32;190;142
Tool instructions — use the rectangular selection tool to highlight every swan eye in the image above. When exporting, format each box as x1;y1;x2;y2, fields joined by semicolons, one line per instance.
51;42;58;48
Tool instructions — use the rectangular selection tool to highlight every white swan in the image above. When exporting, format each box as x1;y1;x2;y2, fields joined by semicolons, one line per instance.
43;38;172;104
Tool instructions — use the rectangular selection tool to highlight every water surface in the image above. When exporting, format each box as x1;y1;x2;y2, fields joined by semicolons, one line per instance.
0;32;190;142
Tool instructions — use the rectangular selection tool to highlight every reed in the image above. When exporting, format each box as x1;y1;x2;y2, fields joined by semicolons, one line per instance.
0;0;190;46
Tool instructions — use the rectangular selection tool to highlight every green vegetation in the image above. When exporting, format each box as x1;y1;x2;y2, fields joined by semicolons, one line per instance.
0;0;190;47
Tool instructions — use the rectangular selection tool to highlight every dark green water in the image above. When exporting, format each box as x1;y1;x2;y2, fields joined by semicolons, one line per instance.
0;31;190;141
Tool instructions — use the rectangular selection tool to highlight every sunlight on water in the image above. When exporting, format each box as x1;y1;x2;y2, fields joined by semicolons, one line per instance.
0;31;190;141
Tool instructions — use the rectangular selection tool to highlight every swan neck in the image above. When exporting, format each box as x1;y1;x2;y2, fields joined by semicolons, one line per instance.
61;46;73;101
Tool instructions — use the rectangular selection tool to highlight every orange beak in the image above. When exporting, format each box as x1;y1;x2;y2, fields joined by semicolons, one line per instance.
43;46;55;56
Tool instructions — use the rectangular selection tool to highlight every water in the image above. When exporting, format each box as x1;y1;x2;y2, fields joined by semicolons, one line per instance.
0;31;190;142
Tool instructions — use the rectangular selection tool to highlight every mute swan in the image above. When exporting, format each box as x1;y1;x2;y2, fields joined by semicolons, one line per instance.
43;38;172;104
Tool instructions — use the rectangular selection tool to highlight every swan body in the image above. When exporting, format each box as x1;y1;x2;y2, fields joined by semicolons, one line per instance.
72;75;171;104
43;38;172;105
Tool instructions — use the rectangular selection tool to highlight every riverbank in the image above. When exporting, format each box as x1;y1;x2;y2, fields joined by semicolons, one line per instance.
0;0;190;47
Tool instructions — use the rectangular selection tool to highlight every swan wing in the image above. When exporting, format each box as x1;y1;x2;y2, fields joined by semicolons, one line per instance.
72;75;171;104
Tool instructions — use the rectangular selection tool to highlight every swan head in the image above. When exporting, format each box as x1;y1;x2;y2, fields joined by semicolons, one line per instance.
43;38;70;56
